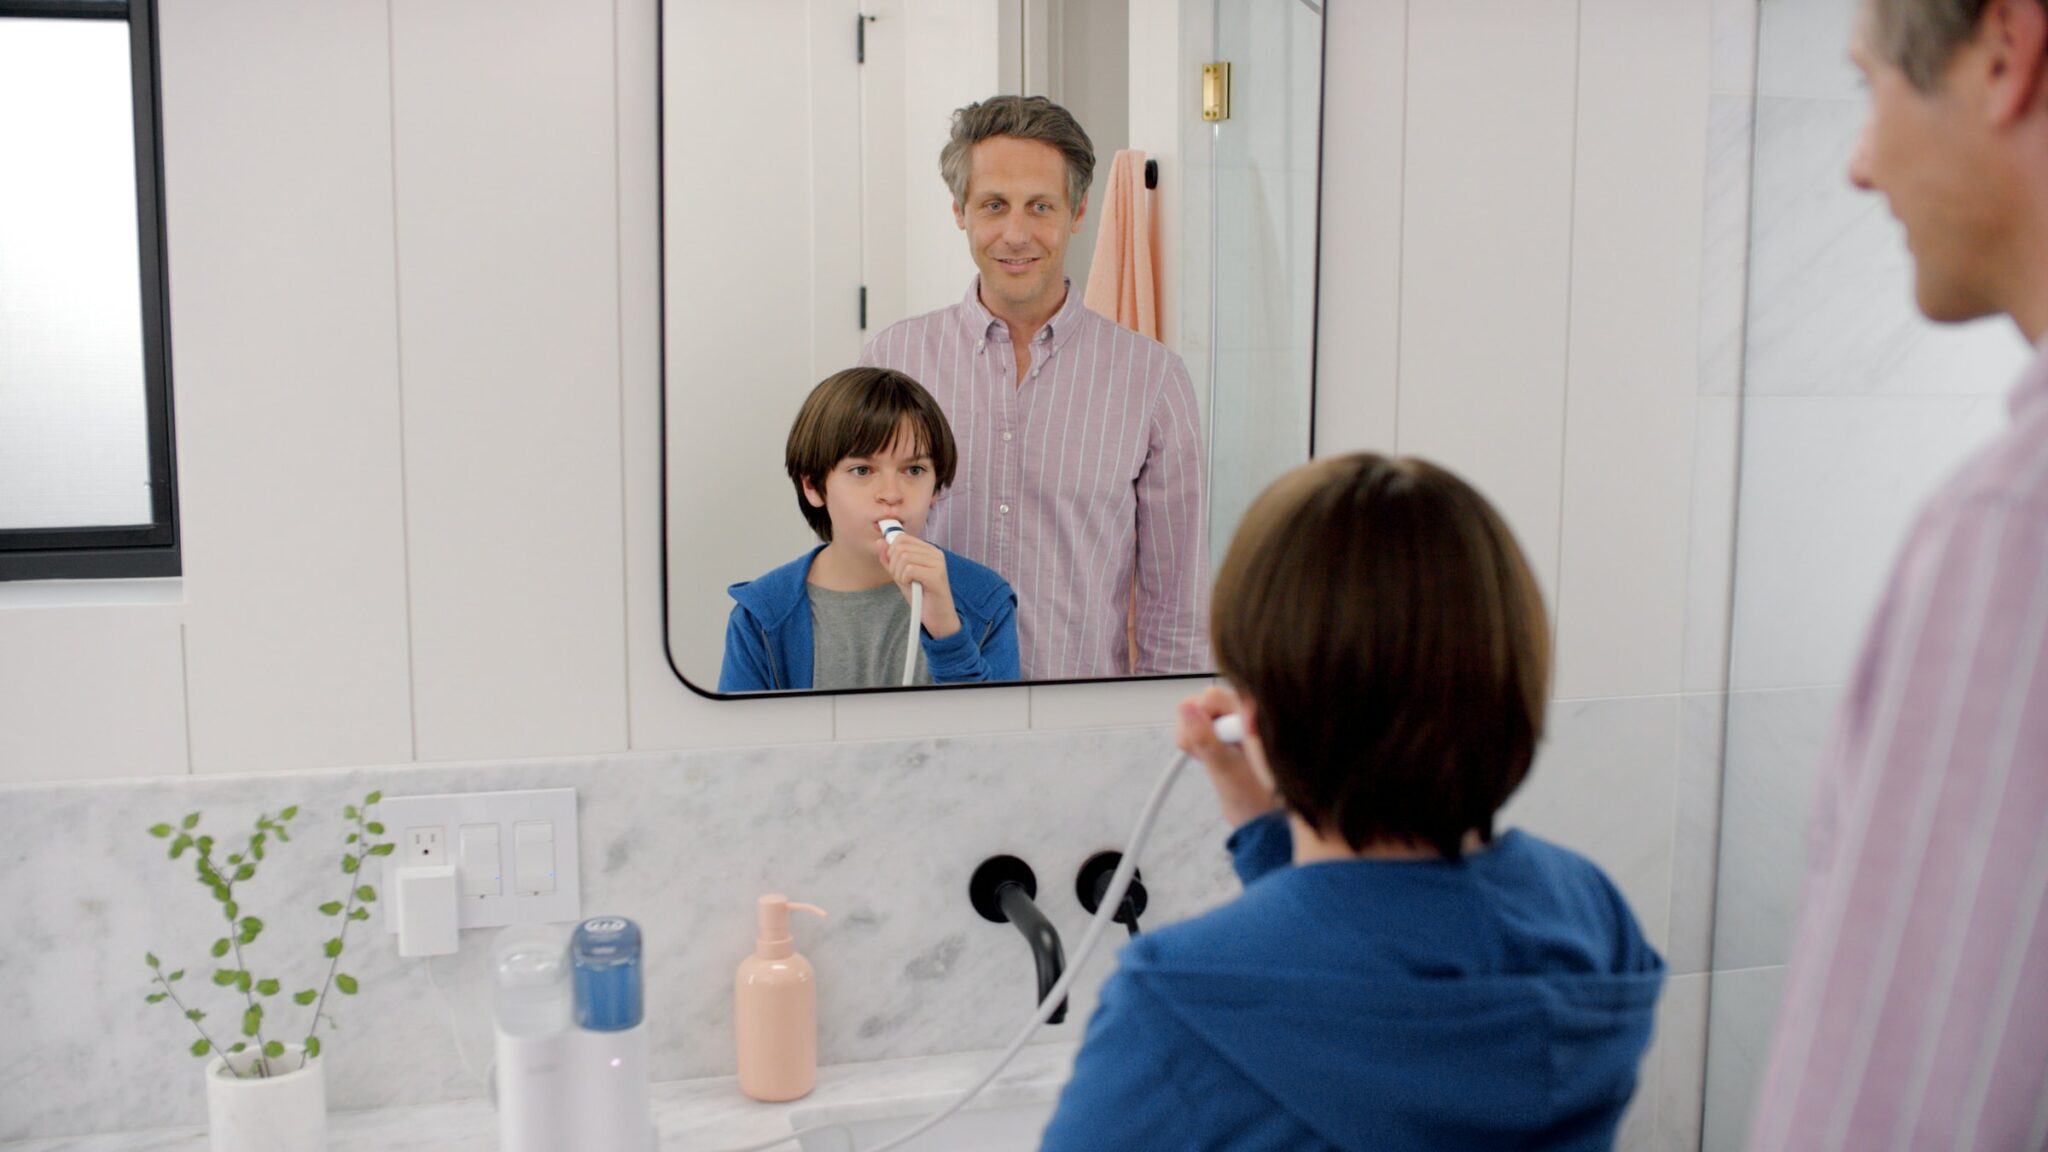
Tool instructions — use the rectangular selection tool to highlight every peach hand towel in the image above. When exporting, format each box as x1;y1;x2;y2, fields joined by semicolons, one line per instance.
1083;149;1160;340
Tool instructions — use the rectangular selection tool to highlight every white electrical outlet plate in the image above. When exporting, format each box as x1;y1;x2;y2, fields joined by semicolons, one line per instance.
378;788;579;935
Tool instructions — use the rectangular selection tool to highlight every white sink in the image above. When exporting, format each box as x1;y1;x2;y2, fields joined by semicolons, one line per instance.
788;1085;1057;1152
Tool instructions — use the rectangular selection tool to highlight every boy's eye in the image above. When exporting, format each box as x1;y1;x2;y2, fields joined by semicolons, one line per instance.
849;465;872;477
906;465;927;477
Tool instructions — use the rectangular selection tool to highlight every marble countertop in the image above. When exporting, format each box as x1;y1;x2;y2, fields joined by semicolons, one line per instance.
0;1043;1080;1152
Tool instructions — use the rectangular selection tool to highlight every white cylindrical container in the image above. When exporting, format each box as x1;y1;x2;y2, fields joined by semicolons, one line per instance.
494;925;574;1152
571;1020;654;1151
204;1044;325;1152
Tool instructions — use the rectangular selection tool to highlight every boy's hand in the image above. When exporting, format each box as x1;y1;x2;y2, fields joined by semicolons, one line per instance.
875;530;961;639
1177;686;1282;828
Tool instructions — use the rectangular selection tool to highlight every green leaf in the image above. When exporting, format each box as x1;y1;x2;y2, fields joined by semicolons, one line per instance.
146;992;167;1004
345;832;358;844
181;812;200;830
241;1005;262;1037
148;824;174;839
211;938;230;959
226;853;242;866
347;908;369;922
233;863;255;882
335;973;358;996
250;838;265;862
275;828;291;843
368;843;394;857
365;822;385;835
323;938;343;959
343;805;359;820
187;1009;205;1021
170;835;192;860
196;835;215;856
293;989;318;1006
364;790;382;805
263;1041;285;1059
212;969;238;987
303;1036;322;1059
238;916;264;943
191;1038;211;1057
235;971;251;994
168;970;184;982
223;901;238;922
256;979;280;997
355;885;376;903
319;901;344;917
279;805;298;821
145;952;160;968
341;855;359;875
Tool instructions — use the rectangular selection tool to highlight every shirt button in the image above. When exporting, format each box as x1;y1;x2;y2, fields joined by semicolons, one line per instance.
1002;431;1013;442
976;340;986;353
999;504;1011;515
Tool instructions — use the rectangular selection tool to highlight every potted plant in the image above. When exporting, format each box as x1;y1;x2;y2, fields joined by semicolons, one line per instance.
141;791;394;1152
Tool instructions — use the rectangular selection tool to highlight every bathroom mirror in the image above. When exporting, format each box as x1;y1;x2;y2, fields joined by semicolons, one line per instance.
659;0;1325;696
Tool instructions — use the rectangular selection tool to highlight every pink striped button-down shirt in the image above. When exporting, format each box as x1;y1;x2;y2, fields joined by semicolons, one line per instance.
860;279;1209;680
1751;336;2048;1152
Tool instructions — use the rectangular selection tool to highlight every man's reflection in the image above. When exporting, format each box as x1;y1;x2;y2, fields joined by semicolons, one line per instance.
718;368;1021;692
860;96;1210;680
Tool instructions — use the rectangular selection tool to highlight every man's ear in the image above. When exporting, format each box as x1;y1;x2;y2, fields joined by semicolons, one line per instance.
953;198;967;231
1984;0;2048;125
1070;191;1089;233
801;478;826;508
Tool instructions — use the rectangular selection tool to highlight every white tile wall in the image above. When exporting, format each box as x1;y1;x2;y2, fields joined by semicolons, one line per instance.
158;0;417;776
390;0;630;763
1714;686;1839;971
1397;0;1579;602
1702;965;1787;1152
1553;0;1709;700
0;607;187;782
1655;972;1713;1152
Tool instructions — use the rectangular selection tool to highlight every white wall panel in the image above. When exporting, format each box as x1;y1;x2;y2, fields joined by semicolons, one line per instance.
834;685;1030;742
1029;678;1203;731
1396;0;1578;599
623;0;835;748
0;607;187;782
1553;0;1709;700
159;0;415;774
1309;0;1403;455
392;0;629;761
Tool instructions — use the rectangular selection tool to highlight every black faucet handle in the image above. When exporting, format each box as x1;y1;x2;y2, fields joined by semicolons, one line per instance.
969;856;1068;1025
1077;850;1148;935
969;855;1037;923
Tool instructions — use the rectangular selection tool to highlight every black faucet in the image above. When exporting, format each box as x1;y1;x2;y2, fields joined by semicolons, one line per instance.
969;856;1067;1024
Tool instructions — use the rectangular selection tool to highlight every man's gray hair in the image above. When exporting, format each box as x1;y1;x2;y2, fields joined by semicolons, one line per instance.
1866;0;2043;90
939;95;1095;212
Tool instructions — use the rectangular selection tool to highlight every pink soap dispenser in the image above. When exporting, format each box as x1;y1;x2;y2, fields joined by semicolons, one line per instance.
736;894;827;1102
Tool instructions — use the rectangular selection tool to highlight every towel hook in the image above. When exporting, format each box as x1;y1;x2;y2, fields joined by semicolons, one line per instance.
1144;159;1158;190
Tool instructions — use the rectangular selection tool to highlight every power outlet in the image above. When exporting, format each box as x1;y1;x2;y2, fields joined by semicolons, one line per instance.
404;825;448;867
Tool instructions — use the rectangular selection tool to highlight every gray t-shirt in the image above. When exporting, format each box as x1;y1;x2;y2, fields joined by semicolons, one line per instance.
807;583;931;690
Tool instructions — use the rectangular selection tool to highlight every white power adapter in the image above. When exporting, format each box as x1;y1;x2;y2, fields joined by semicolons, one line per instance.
394;864;459;957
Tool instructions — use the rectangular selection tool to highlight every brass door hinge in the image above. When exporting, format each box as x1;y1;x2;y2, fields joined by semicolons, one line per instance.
1203;62;1232;122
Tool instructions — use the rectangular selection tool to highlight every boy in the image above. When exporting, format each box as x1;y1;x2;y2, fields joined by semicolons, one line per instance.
718;368;1020;692
1040;453;1664;1151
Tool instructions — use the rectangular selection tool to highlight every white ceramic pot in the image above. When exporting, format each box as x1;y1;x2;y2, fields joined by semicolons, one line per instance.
204;1044;326;1152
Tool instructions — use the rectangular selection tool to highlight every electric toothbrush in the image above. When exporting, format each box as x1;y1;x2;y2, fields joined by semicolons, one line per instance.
715;713;1249;1152
876;518;921;687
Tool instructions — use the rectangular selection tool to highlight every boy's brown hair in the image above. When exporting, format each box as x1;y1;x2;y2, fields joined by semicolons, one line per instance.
1211;453;1550;859
786;368;958;542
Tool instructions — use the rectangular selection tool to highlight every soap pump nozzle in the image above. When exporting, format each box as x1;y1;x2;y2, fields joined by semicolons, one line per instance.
755;894;827;960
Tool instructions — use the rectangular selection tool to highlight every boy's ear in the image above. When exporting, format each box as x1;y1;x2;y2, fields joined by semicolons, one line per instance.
801;477;826;508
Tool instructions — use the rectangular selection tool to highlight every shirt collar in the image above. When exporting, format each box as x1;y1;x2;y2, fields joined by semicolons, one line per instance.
957;276;1087;352
2015;330;2048;423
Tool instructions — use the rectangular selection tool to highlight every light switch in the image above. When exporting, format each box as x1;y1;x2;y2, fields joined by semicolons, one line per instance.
458;824;502;897
514;820;556;895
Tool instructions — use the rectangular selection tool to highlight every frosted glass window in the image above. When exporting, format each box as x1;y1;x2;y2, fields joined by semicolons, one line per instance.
0;18;152;531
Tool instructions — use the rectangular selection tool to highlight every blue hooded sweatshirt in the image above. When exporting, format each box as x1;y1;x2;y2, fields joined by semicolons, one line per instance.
718;544;1021;692
1039;811;1665;1152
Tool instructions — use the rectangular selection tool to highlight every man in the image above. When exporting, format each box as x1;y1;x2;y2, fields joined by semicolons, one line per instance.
1750;1;2048;1147
860;96;1209;681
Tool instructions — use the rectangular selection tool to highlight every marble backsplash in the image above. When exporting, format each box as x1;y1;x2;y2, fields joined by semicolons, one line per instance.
0;726;1239;1142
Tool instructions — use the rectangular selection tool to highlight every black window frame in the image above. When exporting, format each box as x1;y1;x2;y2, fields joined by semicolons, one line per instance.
0;0;178;580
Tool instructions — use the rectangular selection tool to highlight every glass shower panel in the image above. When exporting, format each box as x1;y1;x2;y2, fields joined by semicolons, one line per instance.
1204;0;1321;573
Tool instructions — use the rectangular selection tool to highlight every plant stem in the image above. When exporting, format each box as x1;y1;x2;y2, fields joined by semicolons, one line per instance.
304;813;369;1051
199;850;271;1078
155;972;242;1080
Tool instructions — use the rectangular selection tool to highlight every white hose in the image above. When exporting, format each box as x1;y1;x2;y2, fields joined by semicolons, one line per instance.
714;718;1242;1152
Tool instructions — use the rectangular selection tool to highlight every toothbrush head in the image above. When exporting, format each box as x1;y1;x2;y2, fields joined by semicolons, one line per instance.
878;518;906;543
